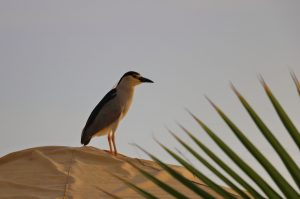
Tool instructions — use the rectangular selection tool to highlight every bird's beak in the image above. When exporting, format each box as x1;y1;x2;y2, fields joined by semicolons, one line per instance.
139;76;154;83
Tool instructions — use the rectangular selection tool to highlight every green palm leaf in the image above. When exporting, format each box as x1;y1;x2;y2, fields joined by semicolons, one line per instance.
126;160;190;199
206;97;300;198
155;139;237;199
120;75;299;199
179;119;265;199
111;172;159;199
169;127;251;199
189;111;282;199
232;84;300;189
134;145;216;199
260;77;300;150
291;71;300;96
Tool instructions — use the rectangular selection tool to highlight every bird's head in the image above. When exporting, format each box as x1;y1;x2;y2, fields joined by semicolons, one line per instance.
117;71;154;87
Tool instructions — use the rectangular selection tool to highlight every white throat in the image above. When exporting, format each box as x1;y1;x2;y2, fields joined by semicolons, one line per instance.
117;80;135;92
116;80;136;118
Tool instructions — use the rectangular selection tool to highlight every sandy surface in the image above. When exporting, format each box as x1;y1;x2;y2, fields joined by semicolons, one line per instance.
0;146;240;199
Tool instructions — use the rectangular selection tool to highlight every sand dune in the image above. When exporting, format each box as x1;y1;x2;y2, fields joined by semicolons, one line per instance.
0;146;240;198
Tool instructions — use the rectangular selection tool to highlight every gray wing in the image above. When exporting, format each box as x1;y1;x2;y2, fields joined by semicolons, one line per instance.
81;89;122;145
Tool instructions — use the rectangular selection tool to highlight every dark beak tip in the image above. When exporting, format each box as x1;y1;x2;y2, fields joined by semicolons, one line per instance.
140;77;154;83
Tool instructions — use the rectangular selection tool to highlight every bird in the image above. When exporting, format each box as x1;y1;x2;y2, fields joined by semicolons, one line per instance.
81;71;154;155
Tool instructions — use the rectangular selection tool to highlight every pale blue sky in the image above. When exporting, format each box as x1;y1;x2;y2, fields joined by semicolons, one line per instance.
1;0;299;194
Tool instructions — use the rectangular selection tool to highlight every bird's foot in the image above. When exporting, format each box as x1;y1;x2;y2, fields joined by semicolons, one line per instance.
106;150;118;156
106;150;113;155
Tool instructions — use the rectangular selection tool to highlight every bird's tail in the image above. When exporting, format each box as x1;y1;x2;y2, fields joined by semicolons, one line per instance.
81;131;92;145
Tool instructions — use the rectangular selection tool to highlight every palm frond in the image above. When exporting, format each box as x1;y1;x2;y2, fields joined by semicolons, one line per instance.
156;139;237;199
231;84;300;189
206;96;300;198
120;75;300;199
179;117;265;199
189;110;282;199
126;160;190;199
169;127;251;199
291;71;300;96
259;76;300;150
110;172;159;199
134;144;216;199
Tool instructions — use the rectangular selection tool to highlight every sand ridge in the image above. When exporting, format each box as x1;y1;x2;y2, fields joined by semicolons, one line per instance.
0;146;240;199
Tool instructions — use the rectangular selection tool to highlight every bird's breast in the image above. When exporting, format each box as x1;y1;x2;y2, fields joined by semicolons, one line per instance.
121;97;133;118
117;89;134;119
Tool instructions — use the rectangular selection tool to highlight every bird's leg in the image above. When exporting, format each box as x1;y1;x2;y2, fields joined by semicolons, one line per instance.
112;130;118;156
108;132;113;154
111;122;120;156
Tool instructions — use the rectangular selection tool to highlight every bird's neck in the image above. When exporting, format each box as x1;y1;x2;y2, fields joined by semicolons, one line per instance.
117;83;135;96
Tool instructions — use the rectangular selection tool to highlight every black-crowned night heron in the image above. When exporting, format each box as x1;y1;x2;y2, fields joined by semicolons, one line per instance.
81;71;153;155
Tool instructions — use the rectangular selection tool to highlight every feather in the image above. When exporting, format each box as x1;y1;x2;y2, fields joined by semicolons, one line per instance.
81;88;117;145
